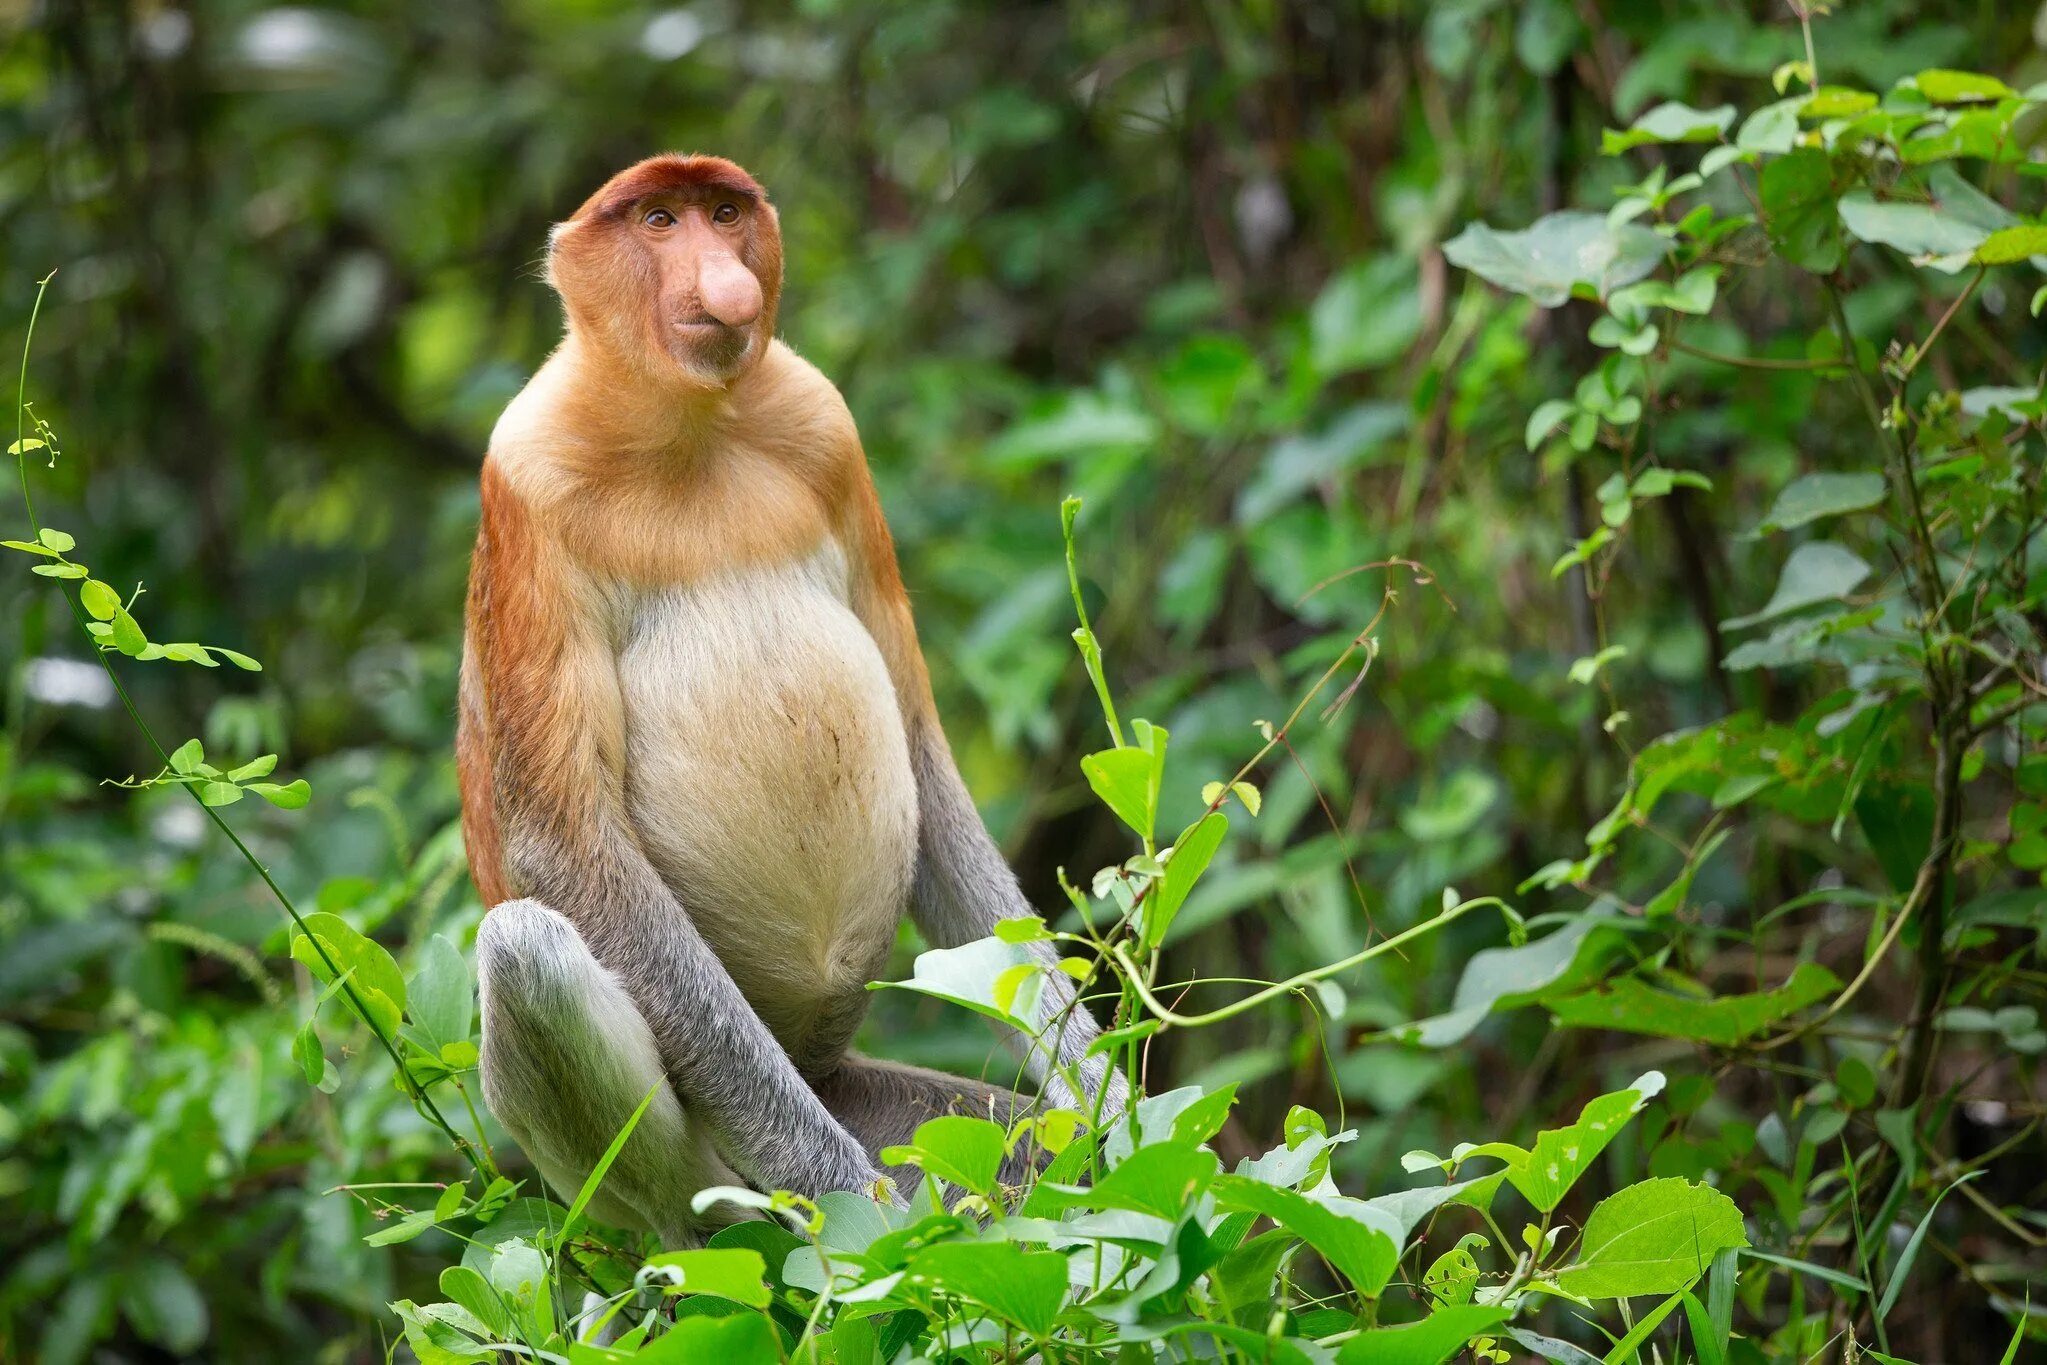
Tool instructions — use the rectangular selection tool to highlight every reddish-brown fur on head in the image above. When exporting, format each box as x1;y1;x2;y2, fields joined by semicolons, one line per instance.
549;155;784;387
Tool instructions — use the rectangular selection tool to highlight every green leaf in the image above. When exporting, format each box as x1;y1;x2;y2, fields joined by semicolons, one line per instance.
1081;743;1162;842
79;579;120;620
408;933;474;1050
1723;541;1871;629
1496;1070;1666;1212
1209;1175;1401;1295
1801;87;1877;119
875;935;1046;1033
108;609;148;656
1602;101;1734;153
558;1083;659;1246
1913;69;2016;104
1974;224;2047;264
1148;812;1227;948
1525;398;1577;450
37;527;75;552
1760;148;1843;273
1876;1171;1982;1325
290;911;407;1038
249;780;312;809
1750;472;1888;534
905;1240;1069;1338
197;780;244;807
1046;1141;1220;1219
1444;211;1673;306
1336;1305;1511;1365
1553;1178;1749;1298
436;1266;511;1338
643;1248;770;1308
1838;167;2015;271
630;1312;780;1364
32;561;87;578
1394;903;1621;1046
226;754;277;782
879;1115;1007;1198
169;739;205;774
120;1257;209;1355
1547;963;1842;1045
214;647;263;671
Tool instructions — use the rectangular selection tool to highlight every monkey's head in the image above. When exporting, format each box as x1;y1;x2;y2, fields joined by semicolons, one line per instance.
549;155;784;387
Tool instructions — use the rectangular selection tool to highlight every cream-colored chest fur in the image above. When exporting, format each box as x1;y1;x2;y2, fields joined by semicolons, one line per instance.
615;541;918;1048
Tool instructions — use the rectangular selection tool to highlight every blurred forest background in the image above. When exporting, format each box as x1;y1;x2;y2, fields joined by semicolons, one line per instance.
4;1;2045;1362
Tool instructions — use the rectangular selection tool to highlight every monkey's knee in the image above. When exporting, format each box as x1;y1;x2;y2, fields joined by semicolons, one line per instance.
476;900;737;1244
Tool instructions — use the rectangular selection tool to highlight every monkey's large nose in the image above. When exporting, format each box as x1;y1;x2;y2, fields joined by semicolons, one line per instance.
697;253;763;327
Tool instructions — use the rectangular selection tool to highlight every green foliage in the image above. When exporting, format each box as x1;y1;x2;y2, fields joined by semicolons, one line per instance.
5;3;2045;1363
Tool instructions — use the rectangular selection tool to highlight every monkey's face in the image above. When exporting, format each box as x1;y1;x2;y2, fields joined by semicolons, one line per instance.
550;156;785;387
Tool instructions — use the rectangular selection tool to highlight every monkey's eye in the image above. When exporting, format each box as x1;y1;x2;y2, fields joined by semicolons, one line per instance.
712;202;741;225
643;207;677;229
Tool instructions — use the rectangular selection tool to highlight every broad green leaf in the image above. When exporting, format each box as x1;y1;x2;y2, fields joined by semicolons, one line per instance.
1913;69;2016;104
1309;258;1424;377
226;754;277;781
1547;963;1842;1045
1081;745;1161;842
1045;1141;1219;1219
1723;542;1871;629
630;1311;780;1364
408;933;474;1050
1209;1175;1401;1295
1498;1071;1665;1212
1800;86;1877;119
987;391;1157;469
1974;224;2047;264
108;609;147;655
436;1266;511;1338
1394;903;1622;1046
1148;812;1227;948
197;780;243;807
79;579;119;620
1750;472;1887;534
1602;101;1734;153
1760;149;1842;273
249;779;312;809
1444;211;1673;306
169;739;204;774
1838;167;2014;271
1336;1305;1511;1365
642;1248;770;1308
875;935;1045;1033
290;911;407;1038
120;1256;208;1355
880;1115;1007;1197
1554;1178;1748;1298
905;1240;1069;1338
37;527;75;552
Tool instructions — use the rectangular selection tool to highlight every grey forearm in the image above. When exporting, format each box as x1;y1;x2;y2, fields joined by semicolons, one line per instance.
502;824;876;1194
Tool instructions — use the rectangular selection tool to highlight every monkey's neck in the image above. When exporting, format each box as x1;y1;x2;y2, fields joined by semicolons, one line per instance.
548;332;752;460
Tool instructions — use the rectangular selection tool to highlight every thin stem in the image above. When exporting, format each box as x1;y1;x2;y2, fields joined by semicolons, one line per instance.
1670;339;1835;372
1110;896;1506;1030
10;275;487;1177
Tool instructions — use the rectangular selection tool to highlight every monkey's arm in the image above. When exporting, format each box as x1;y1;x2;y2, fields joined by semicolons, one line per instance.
840;479;1129;1117
465;463;883;1197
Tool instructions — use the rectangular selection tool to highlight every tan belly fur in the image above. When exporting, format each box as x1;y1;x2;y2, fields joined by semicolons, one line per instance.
617;541;919;1051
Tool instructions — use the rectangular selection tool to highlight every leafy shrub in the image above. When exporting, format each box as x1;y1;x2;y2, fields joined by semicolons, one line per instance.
6;7;2045;1363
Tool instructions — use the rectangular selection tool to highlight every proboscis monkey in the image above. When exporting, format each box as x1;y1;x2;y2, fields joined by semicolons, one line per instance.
457;154;1125;1245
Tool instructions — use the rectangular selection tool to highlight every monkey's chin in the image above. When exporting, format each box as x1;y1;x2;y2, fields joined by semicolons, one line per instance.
665;323;754;386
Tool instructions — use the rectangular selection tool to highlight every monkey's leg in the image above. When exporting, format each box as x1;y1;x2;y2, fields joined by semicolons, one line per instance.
477;900;741;1248
815;1054;1047;1189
